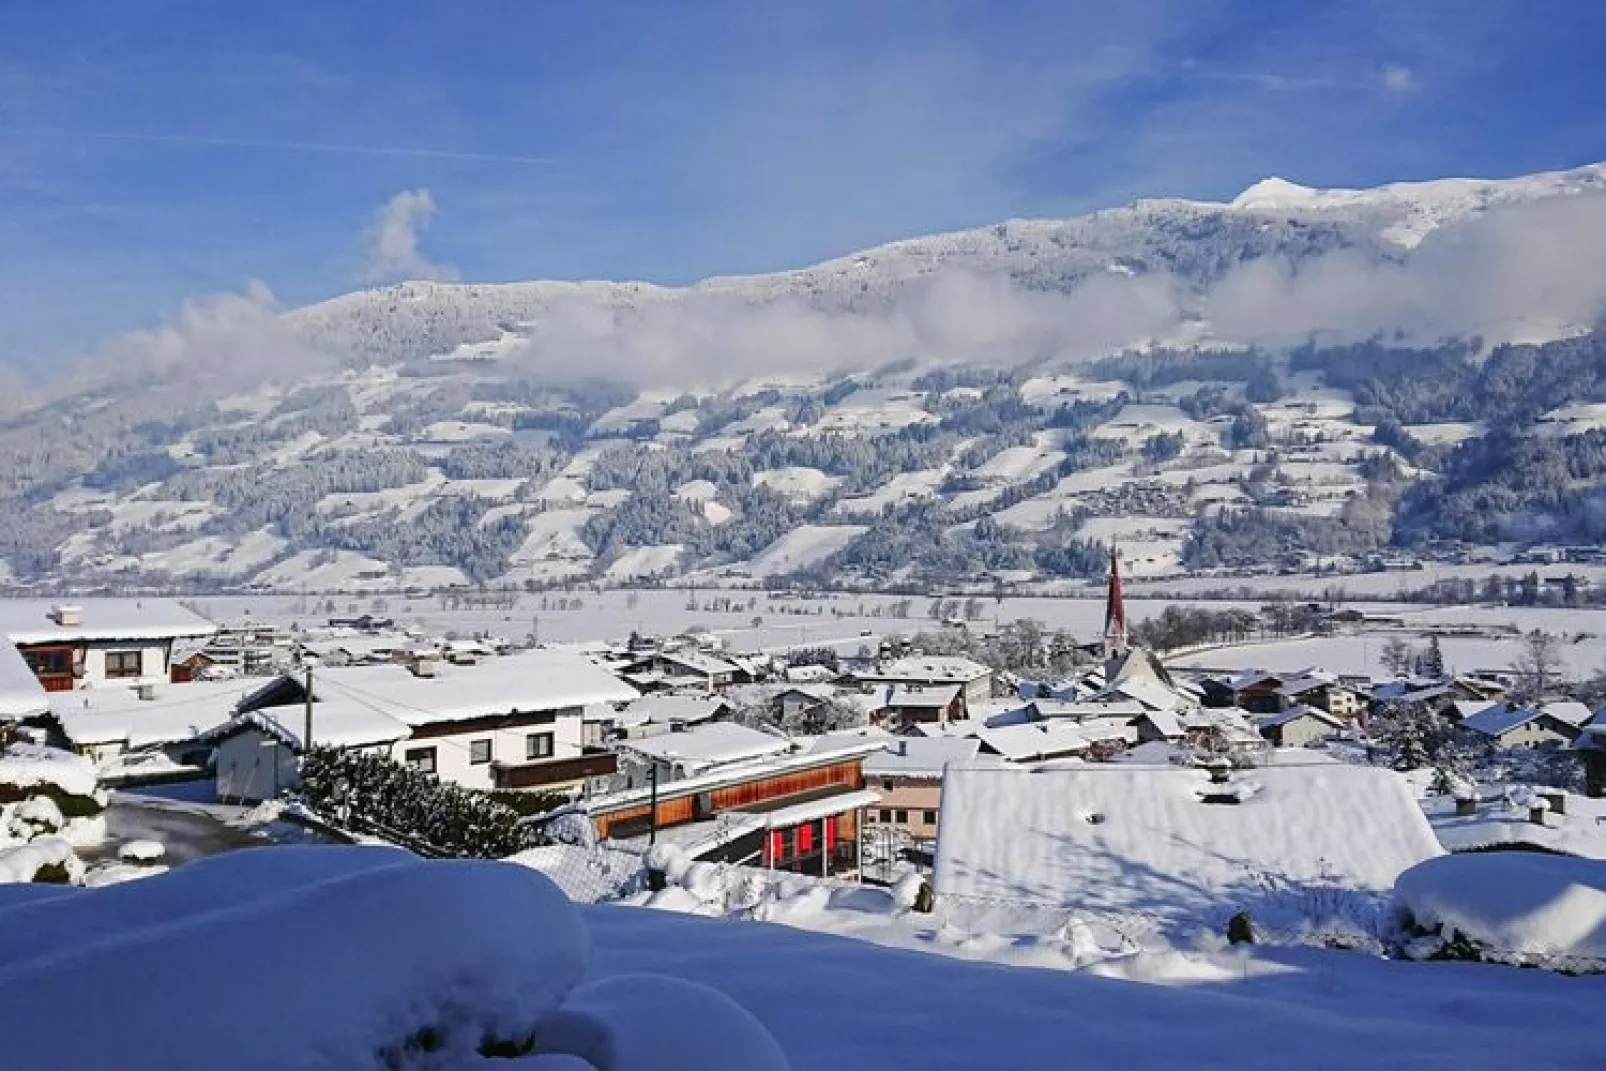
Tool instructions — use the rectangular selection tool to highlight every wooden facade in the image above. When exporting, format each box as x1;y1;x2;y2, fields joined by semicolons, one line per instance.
591;758;865;841
491;749;618;790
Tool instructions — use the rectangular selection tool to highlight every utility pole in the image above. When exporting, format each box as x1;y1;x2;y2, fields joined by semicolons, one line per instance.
303;665;314;752
647;764;659;846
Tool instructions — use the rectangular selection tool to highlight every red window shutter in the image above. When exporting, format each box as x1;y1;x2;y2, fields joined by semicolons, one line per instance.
824;816;836;851
797;824;814;853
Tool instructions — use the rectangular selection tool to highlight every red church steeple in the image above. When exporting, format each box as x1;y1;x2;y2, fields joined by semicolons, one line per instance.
1102;543;1128;656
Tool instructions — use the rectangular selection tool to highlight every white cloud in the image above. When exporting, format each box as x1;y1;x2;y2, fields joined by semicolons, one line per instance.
362;189;456;284
1381;65;1416;93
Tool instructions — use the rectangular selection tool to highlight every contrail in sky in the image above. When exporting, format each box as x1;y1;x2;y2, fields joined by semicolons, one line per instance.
0;126;552;165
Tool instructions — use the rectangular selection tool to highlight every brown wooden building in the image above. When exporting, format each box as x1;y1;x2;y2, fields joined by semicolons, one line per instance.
587;742;884;876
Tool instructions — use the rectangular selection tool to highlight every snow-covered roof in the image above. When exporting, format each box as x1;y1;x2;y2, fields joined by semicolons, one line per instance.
1255;705;1344;731
1538;700;1593;728
49;679;259;749
864;736;982;778
1460;704;1548;738
0;598;215;645
0;643;47;719
972;721;1094;762
883;684;961;709
303;648;638;729
859;656;992;685
657;649;742;677
620;722;792;774
1032;699;1147;720
748;788;883;829
935;760;1442;932
1134;707;1186;739
588;740;886;814
1276;670;1342;697
206;704;411;751
617;694;729;727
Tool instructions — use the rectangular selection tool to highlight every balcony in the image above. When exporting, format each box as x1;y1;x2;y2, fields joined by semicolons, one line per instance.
490;749;617;790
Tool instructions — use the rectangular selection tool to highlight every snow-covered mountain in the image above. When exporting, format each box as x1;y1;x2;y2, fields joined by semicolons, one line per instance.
3;161;1606;593
281;161;1606;368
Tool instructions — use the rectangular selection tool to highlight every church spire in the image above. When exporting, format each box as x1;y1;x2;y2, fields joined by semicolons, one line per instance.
1103;543;1128;657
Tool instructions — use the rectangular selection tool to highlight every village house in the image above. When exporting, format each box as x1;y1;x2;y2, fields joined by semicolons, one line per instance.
47;677;261;782
614;721;793;785
1275;671;1367;720
874;684;965;729
1256;705;1345;748
861;736;982;843
853;655;994;717
774;684;837;724
1459;703;1585;750
586;740;885;877
0;599;215;695
204;647;638;800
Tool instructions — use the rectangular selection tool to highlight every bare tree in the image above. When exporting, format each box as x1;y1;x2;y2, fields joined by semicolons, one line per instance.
1379;637;1413;678
1510;629;1564;701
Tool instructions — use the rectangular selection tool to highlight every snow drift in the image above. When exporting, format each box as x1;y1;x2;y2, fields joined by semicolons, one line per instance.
1396;852;1606;965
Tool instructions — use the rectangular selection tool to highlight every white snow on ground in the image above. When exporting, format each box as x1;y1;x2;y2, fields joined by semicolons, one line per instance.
253;550;393;591
0;846;791;1071
833;468;949;515
1168;631;1605;680
536;475;590;505
970;445;1064;482
1535;401;1606;438
674;479;719;503
753;466;841;503
934;758;1441;938
133;529;289;579
1090;404;1215;446
1396;852;1606;962
743;526;867;578
1404;421;1485;445
316;472;447;515
812;389;934;436
1019;375;1128;406
1424;790;1606;859
418;420;511;442
604;545;684;582
584;897;1606;1071
511;508;595;564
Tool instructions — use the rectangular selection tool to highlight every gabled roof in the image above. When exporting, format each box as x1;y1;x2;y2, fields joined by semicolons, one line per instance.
50;679;259;748
1256;705;1344;731
0;644;47;720
656;649;742;677
616;694;729;727
858;656;992;685
0;598;215;645
201;704;410;751
883;684;962;709
1539;700;1593;728
619;722;792;774
863;736;982;778
1460;704;1545;738
972;721;1094;762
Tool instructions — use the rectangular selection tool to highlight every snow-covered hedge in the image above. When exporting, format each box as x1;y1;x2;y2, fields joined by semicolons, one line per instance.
0;845;791;1070
0;744;104;816
1396;852;1606;969
300;745;541;858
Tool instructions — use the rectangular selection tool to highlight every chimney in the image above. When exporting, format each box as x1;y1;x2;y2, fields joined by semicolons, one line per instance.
411;652;441;678
52;605;83;627
898;739;908;757
135;683;158;701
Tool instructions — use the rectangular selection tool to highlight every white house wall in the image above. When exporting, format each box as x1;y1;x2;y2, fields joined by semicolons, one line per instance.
388;712;585;792
79;641;173;689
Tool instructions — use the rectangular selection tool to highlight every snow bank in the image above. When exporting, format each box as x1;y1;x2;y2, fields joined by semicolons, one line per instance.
0;846;794;1069
1396;853;1606;964
0;836;82;884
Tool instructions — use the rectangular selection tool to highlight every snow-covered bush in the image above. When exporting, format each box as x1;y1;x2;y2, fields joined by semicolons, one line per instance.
299;745;540;858
1395;853;1606;971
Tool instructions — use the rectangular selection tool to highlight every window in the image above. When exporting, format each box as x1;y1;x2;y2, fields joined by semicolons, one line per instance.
526;732;554;760
879;808;893;823
923;810;937;826
404;747;437;774
469;738;492;765
865;810;879;823
894;809;908;824
23;647;71;676
105;650;142;679
881;778;894;792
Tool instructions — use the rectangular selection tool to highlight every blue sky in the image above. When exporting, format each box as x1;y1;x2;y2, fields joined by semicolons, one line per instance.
1;0;1603;364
